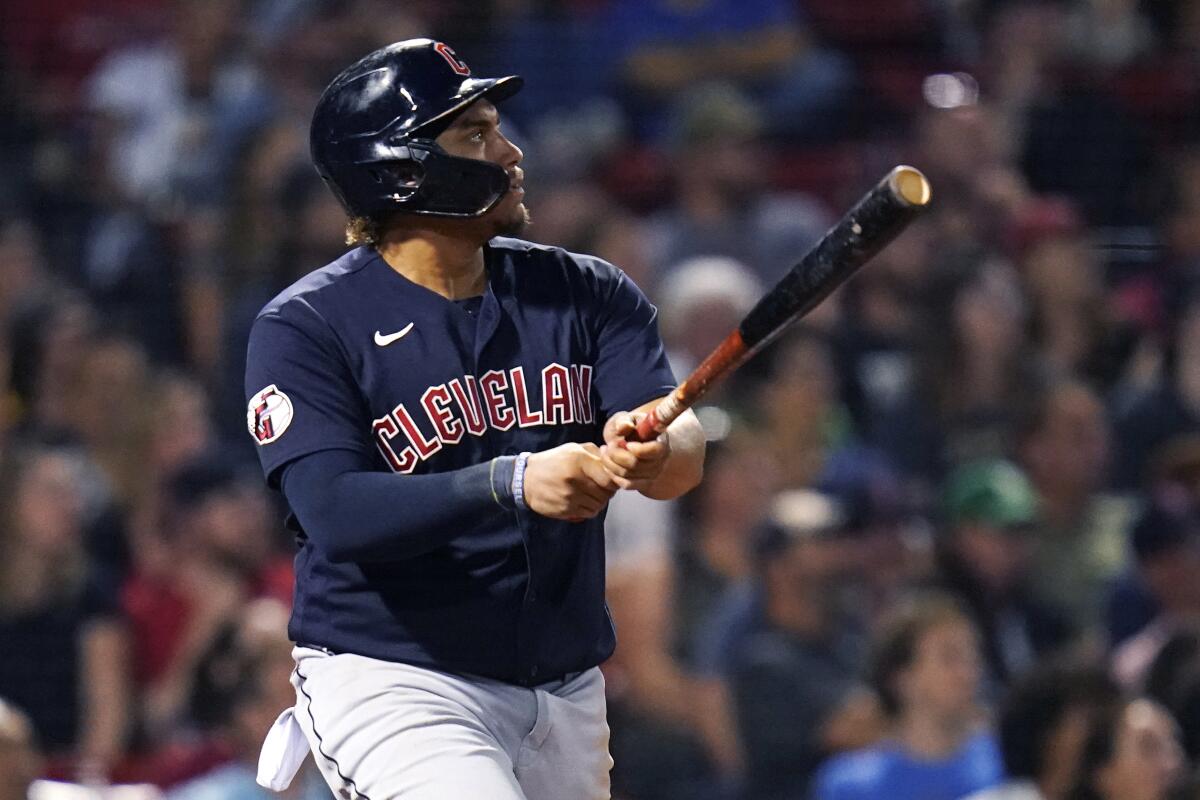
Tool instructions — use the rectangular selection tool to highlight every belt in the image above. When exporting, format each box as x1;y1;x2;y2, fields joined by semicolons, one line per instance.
295;643;584;690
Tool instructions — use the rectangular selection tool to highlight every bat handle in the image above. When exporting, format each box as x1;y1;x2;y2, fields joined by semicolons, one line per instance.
632;390;686;442
633;410;662;442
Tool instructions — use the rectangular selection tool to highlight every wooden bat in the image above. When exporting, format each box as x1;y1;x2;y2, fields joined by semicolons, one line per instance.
634;165;932;441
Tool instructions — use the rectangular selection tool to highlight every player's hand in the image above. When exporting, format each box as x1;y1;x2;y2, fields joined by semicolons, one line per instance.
524;442;619;520
600;411;670;491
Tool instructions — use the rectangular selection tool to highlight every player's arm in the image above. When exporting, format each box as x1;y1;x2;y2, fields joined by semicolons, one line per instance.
282;443;620;563
599;399;704;500
586;259;700;499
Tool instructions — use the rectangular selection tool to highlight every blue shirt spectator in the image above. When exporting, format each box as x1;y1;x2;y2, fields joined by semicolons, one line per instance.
813;730;1004;800
812;594;1005;800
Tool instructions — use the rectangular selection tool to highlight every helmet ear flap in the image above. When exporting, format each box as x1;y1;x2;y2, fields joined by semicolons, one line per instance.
370;160;426;201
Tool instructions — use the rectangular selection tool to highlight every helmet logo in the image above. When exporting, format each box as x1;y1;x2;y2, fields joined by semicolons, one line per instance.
434;42;471;76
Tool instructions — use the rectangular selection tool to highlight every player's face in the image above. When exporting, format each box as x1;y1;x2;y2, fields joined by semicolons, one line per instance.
436;100;529;236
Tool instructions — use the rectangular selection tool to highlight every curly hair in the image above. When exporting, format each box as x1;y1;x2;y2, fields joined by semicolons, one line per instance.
345;216;386;247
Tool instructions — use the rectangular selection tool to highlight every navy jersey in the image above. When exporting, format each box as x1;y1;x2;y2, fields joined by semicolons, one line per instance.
244;239;675;685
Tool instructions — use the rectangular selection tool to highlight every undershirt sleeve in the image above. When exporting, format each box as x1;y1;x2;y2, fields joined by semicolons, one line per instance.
280;448;517;563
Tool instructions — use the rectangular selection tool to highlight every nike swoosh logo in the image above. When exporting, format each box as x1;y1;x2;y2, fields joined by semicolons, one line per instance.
374;323;415;346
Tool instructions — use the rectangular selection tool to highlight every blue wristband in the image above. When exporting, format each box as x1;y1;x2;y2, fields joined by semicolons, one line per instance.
489;456;517;510
511;451;531;511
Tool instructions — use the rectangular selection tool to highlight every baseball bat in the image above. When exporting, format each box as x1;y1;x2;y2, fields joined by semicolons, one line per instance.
634;165;932;441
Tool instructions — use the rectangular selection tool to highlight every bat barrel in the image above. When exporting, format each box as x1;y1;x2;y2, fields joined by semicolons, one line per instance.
738;165;931;352
632;165;931;442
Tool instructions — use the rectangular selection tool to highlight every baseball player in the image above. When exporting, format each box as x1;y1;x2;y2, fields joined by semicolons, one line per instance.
244;39;705;799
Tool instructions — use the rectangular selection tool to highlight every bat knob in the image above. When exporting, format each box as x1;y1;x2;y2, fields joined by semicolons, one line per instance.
890;166;932;207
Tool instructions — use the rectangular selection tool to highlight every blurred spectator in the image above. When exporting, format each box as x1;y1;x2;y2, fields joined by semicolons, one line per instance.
811;593;1003;800
1064;0;1156;70
1018;380;1134;633
1019;66;1154;227
604;489;728;800
0;698;42;800
479;1;617;129
965;660;1121;800
673;433;777;667
0;218;49;328
880;256;1032;482
71;184;183;366
1146;435;1200;507
142;372;218;483
753;329;854;488
836;219;934;451
730;489;882;800
819;447;931;627
1111;495;1200;690
6;292;97;439
0;444;131;781
1167;771;1200;800
1114;296;1200;489
1158;150;1200;313
619;434;777;796
604;0;854;140
656;255;763;381
84;0;269;208
1069;698;1185;800
913;101;1025;226
70;336;153;509
642;83;833;285
1011;196;1136;390
165;600;326;800
0;0;164;119
1141;627;1200;762
121;456;290;739
686;447;921;779
934;460;1073;687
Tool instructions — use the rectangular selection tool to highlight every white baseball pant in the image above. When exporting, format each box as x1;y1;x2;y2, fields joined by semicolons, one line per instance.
259;646;612;799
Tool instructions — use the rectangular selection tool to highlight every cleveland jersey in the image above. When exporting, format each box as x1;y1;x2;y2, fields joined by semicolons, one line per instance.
244;238;676;685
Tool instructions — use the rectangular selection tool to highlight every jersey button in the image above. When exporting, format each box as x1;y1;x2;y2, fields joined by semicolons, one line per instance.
530;665;540;678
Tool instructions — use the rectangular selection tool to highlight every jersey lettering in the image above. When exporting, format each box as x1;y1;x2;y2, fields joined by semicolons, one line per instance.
510;366;543;427
423;385;464;445
394;403;442;461
569;364;594;424
372;414;418;473
481;370;517;431
542;364;573;425
373;363;597;472
450;376;487;436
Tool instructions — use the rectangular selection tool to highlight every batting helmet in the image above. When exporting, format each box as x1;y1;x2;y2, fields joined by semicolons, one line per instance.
310;39;523;219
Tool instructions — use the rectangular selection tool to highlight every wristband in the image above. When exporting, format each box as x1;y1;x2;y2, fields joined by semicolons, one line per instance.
489;455;517;510
511;451;531;511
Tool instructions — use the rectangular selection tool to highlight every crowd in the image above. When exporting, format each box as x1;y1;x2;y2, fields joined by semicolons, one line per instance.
2;0;1200;798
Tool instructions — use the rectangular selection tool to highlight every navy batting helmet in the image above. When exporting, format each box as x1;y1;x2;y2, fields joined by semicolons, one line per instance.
310;39;523;219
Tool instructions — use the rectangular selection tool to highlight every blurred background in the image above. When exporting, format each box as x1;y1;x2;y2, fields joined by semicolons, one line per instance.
3;0;1200;798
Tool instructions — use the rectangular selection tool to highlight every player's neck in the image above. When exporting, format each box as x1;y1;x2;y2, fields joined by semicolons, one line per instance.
377;227;487;300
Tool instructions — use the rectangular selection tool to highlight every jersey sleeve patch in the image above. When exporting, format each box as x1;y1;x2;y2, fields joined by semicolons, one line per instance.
247;384;295;445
